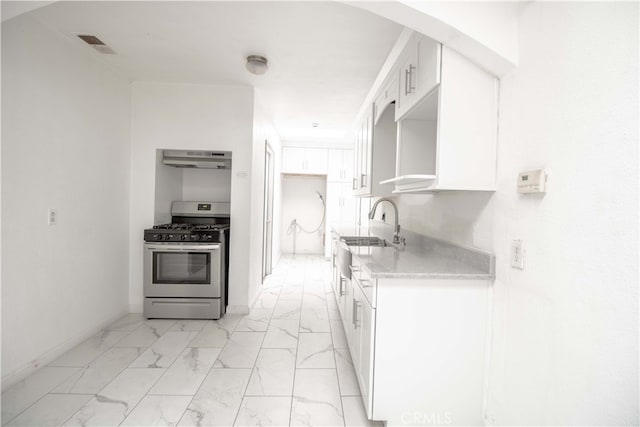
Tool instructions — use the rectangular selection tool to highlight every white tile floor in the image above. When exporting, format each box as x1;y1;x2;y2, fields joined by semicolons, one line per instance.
1;255;382;427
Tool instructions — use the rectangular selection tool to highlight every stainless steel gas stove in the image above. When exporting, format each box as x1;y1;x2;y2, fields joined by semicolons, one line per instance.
143;201;230;319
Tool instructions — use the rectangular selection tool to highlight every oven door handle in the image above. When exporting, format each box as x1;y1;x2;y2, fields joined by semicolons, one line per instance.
145;244;221;251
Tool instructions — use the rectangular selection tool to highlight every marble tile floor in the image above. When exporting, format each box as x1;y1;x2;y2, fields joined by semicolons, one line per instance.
1;255;382;427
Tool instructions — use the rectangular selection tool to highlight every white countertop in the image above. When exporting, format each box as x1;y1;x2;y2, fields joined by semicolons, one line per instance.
331;223;494;280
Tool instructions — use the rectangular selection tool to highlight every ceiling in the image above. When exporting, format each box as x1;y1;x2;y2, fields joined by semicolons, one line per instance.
25;1;403;142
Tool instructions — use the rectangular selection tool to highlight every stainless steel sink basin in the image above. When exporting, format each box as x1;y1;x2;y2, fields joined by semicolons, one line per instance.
340;236;388;247
336;236;387;280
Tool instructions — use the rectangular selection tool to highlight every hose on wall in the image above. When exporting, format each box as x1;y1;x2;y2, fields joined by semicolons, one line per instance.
286;191;326;254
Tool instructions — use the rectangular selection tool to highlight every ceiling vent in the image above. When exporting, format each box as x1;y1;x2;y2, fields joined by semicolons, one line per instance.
77;34;116;54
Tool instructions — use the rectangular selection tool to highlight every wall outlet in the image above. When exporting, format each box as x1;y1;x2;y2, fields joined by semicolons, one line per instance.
48;208;57;225
511;239;524;269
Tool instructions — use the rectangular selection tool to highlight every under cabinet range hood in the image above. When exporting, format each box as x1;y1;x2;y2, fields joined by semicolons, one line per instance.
163;149;232;169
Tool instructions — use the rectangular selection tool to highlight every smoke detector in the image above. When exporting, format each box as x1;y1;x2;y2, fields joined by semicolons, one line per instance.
77;35;116;54
246;55;268;75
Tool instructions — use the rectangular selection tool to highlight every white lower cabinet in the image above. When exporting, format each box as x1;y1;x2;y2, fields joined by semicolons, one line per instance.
350;278;374;417
330;246;491;426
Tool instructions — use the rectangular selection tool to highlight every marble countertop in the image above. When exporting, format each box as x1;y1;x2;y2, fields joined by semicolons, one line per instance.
330;223;495;280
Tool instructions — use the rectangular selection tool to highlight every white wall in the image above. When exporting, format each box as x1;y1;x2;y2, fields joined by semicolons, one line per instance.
154;151;182;225
391;192;494;251
130;82;255;312
281;175;327;254
1;14;131;387
351;1;521;76
486;3;638;424
182;168;232;203
380;2;638;424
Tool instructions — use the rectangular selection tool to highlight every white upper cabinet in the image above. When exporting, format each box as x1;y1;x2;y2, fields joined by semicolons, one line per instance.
383;45;498;192
373;74;398;125
352;31;498;195
396;34;441;120
352;106;396;198
327;149;353;182
324;181;356;257
281;147;328;175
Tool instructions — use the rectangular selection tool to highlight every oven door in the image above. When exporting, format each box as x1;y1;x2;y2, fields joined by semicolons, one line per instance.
144;243;221;298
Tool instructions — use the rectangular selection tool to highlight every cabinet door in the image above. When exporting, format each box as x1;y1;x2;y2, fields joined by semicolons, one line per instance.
327;149;343;181
337;275;348;323
304;148;328;174
396;38;419;119
352;128;362;193
357;287;375;418
374;74;399;125
331;237;339;298
281;147;305;173
361;114;373;194
344;277;354;350
339;182;357;224
342;149;353;183
326;182;341;224
417;36;441;98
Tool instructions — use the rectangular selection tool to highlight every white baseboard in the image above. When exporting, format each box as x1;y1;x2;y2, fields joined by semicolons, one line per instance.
1;307;129;392
226;305;250;315
133;302;247;316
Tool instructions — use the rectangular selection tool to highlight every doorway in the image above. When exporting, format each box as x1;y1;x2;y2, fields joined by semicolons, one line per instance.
262;142;275;280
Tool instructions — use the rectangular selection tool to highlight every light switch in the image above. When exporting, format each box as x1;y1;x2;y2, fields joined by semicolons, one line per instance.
48;208;57;225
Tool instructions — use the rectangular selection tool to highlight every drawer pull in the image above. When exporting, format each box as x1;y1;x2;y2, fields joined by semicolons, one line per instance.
360;279;373;289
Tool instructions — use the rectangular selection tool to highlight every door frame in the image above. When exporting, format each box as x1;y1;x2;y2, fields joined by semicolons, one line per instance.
262;141;275;280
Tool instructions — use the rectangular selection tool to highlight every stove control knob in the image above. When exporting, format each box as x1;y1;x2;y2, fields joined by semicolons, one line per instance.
153;234;163;241
191;235;199;241
181;234;189;241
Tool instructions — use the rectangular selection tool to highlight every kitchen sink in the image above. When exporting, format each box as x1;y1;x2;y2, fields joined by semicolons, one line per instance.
340;236;388;247
337;236;388;280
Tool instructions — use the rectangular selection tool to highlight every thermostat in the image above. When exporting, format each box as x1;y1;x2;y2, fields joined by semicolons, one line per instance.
518;169;547;194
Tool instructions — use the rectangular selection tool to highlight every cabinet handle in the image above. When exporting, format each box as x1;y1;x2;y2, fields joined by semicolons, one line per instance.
404;68;410;95
353;300;361;330
352;298;358;328
353;178;358;190
361;174;366;187
339;276;346;296
360;278;373;288
408;64;416;94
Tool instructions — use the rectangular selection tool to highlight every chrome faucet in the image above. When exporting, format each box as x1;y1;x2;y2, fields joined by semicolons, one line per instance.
368;198;402;245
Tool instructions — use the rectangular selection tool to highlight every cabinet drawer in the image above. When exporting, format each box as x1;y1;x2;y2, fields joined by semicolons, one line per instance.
350;259;376;307
144;297;222;319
